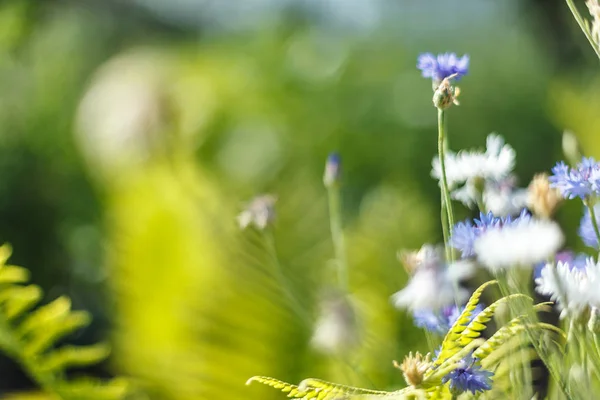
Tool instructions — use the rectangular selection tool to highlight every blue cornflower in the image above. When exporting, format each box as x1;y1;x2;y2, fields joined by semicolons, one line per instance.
417;52;469;82
413;304;485;335
450;211;529;258
579;204;600;248
442;354;493;395
549;157;600;200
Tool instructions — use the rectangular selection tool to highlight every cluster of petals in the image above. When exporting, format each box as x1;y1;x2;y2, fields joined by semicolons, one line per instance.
536;258;600;318
549;157;600;200
473;217;564;273
417;52;469;82
442;354;493;395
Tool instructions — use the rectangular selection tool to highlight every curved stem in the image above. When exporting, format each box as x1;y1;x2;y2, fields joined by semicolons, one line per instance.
437;108;455;262
565;0;600;60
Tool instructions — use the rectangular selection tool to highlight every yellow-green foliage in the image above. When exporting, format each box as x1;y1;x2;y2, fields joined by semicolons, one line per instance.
0;244;130;400
248;281;566;399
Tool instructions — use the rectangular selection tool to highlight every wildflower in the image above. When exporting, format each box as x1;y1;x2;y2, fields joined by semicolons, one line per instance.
391;245;475;311
311;294;358;354
474;218;564;272
579;203;600;248
323;152;341;188
413;304;485;335
396;352;432;387
450;211;529;259
417;52;469;83
442;354;493;395
528;173;562;219
549;157;600;200
536;258;600;318
398;244;445;274
432;134;516;208
533;251;587;280
237;195;277;230
482;176;528;217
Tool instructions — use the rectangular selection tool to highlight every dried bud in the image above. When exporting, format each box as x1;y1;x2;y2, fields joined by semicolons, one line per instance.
396;352;432;387
433;76;460;110
323;152;341;188
562;130;582;167
527;173;562;219
237;195;277;230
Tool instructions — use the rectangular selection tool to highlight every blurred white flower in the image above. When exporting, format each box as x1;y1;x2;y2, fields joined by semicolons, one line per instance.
483;178;528;217
392;244;475;311
432;134;515;188
474;218;564;273
536;258;600;318
75;50;170;176
311;294;358;354
237;195;277;230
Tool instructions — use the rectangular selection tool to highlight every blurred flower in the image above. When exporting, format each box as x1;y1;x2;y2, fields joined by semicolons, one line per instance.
398;244;444;274
579;204;600;249
417;52;469;83
432;134;516;207
549;157;600;200
451;211;529;259
413;304;485;335
237;195;277;230
442;354;493;395
311;294;358;354
533;251;587;280
397;351;432;387
528;173;562;219
391;244;475;311
481;175;528;217
536;257;600;318
75;50;170;177
323;152;341;188
474;218;564;272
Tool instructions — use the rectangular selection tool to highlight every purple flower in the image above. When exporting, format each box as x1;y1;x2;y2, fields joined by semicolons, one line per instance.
579;204;600;248
442;354;493;395
549;157;600;200
533;251;588;279
417;52;469;82
450;211;530;258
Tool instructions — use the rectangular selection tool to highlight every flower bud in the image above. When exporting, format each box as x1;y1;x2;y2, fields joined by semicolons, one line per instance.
527;173;562;219
433;77;460;110
323;152;341;188
237;195;277;230
562;130;582;167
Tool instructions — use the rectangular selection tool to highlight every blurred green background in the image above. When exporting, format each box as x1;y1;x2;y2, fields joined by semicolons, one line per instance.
0;0;598;398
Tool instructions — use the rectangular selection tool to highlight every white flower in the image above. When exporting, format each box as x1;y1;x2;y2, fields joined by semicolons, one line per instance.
535;259;600;318
311;295;358;354
432;133;515;188
237;195;277;230
474;218;564;272
483;183;528;217
391;257;475;312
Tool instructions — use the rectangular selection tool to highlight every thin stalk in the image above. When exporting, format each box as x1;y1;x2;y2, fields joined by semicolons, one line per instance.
441;194;451;262
437;108;455;263
565;0;600;60
327;184;349;292
262;230;312;327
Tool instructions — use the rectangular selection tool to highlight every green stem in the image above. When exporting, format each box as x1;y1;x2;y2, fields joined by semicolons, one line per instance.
327;184;349;292
262;230;312;327
565;0;600;60
441;194;451;262
437;108;455;263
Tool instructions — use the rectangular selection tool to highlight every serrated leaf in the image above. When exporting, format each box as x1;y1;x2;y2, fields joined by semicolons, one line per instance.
56;378;129;400
18;296;72;336
0;266;30;284
23;311;91;357
4;285;42;320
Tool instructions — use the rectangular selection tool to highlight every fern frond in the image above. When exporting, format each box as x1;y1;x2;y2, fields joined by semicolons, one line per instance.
247;376;399;399
0;244;131;400
434;280;496;365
